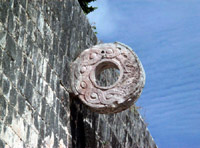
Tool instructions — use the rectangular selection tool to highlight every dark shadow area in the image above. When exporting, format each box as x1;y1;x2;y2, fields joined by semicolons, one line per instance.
70;93;86;148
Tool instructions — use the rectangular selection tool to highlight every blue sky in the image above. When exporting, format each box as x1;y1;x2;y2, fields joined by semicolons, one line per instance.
88;0;200;148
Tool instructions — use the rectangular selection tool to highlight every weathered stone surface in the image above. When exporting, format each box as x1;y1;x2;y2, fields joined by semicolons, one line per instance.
17;94;25;116
71;42;145;114
0;95;7;120
6;34;16;60
0;0;157;148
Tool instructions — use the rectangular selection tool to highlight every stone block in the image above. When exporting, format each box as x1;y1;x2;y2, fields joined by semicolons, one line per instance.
7;10;14;33
39;119;45;140
20;0;28;10
2;77;10;96
26;126;39;147
36;52;42;73
53;114;59;135
50;71;55;91
6;34;16;60
45;103;51;124
48;50;54;68
55;80;60;99
0;3;9;24
45;64;51;83
59;125;68;146
2;52;11;77
33;112;39;131
40;97;46;119
52;34;58;56
5;104;13;125
55;60;62;77
17;71;25;94
13;0;20;17
0;30;7;49
19;8;27;27
16;26;25;49
32;66;37;87
0;73;2;89
53;135;59;148
25;35;33;57
0;139;5;148
17;94;25;116
61;62;71;90
0;95;7;120
44;124;51;137
43;38;50;58
15;47;22;68
1;125;16;148
62;90;69;107
41;59;48;79
27;4;37;23
56;98;61;115
49;108;55;129
44;23;53;47
22;56;28;76
31;44;37;64
59;104;65;124
27;60;32;80
24;80;33;104
32;90;42;112
9;86;17;107
27;19;36;42
36;75;44;95
37;12;44;37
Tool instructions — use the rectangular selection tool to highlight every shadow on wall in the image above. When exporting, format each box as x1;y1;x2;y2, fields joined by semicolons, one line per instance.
70;94;86;148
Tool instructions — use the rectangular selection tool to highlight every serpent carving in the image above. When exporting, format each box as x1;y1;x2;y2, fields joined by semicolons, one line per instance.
71;42;145;114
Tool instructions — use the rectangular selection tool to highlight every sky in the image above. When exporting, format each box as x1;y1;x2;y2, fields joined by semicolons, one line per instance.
88;0;200;148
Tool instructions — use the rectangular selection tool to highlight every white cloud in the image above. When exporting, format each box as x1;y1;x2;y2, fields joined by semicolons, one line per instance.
87;0;117;38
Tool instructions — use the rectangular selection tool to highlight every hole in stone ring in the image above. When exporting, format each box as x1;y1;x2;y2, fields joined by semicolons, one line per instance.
95;61;120;87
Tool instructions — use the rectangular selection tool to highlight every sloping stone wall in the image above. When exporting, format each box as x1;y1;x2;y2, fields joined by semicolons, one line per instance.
71;98;157;148
0;0;157;148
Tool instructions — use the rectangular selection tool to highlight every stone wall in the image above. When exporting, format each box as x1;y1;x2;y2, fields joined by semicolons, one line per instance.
0;0;157;148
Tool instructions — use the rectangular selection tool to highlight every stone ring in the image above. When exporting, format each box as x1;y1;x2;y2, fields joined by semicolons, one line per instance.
71;42;145;114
